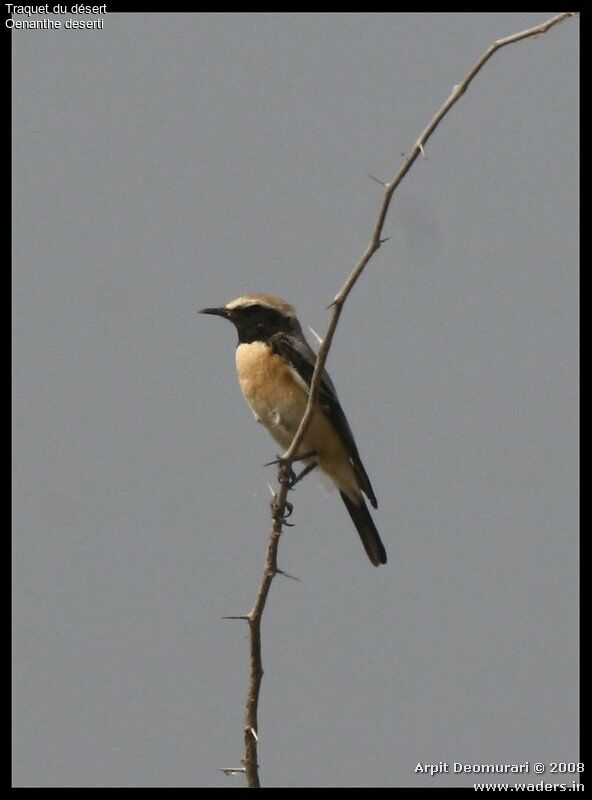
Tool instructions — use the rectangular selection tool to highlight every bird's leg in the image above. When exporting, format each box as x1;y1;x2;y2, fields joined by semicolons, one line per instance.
264;450;318;491
288;461;317;489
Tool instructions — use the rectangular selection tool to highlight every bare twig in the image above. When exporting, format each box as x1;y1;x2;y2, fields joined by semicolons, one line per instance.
241;486;289;788
236;12;577;788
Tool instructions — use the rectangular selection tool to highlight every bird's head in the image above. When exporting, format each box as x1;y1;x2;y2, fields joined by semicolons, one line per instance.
199;293;302;343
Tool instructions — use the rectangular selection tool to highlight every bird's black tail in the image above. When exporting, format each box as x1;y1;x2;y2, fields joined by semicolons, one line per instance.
340;492;387;567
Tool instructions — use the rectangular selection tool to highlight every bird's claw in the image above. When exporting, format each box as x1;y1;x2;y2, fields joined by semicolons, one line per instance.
267;454;318;491
270;495;294;525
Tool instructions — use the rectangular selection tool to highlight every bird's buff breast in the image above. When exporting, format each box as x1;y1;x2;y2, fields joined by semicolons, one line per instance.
235;341;359;498
235;341;308;449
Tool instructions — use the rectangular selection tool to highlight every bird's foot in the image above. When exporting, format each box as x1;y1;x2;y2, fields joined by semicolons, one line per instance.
264;451;318;490
270;495;294;525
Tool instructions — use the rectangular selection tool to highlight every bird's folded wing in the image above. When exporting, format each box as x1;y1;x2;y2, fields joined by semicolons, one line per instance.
271;333;377;508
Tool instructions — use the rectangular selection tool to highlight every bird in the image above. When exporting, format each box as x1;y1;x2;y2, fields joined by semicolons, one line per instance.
199;293;387;567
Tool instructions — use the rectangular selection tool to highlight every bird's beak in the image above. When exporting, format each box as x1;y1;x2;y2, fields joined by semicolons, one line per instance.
199;307;231;319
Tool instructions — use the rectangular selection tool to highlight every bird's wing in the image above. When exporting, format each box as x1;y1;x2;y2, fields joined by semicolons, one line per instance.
271;333;377;508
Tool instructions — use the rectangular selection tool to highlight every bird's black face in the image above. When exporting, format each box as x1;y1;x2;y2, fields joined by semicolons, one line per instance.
199;303;296;344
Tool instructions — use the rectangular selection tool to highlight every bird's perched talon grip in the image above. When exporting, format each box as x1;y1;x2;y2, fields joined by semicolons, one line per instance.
270;496;293;524
277;467;295;487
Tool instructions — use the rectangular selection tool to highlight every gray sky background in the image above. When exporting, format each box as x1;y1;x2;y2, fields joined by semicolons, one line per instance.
12;12;579;789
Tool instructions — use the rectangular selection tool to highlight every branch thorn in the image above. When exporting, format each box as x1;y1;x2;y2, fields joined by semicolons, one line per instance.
367;173;387;187
308;325;323;345
276;568;300;581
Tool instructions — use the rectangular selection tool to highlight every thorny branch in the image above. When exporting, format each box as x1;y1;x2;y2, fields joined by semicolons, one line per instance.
231;12;578;788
